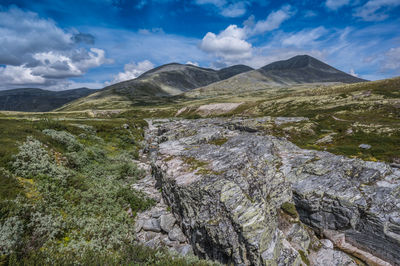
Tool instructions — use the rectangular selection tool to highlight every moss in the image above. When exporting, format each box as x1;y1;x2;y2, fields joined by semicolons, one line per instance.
182;156;224;176
208;138;228;146
281;202;299;218
298;250;310;266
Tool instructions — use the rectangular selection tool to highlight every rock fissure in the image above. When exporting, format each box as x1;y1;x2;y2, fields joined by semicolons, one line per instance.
139;117;399;265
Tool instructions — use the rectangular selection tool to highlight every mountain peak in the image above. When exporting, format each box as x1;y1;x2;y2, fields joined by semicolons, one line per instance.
259;55;366;84
261;55;334;71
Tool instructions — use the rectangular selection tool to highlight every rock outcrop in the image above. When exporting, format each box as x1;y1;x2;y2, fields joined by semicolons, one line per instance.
144;117;400;265
131;160;193;255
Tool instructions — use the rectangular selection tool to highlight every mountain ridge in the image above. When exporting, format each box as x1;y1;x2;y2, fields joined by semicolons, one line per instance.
0;87;95;112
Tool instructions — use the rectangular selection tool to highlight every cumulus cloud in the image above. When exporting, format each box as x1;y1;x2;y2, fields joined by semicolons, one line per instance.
0;6;110;90
354;0;400;21
325;0;350;11
32;48;111;78
0;65;46;85
200;25;252;61
107;60;154;85
199;5;295;64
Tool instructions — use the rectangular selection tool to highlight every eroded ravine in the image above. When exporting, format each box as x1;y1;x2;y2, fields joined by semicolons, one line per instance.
135;117;400;265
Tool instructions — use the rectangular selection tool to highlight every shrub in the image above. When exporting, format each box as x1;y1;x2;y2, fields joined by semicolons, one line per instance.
42;129;83;152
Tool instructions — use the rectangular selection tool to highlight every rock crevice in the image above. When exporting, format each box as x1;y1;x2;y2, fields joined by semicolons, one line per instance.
144;117;399;265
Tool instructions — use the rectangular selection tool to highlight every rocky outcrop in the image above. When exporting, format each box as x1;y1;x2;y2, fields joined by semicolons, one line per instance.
143;117;399;265
131;160;193;255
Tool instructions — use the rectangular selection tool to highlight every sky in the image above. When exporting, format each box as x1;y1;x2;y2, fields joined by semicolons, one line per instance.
0;0;399;90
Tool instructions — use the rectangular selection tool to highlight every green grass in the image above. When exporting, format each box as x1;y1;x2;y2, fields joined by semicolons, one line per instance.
0;115;180;265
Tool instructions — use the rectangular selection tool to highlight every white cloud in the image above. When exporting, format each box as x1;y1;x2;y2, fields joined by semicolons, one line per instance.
220;2;247;17
0;65;46;85
31;48;111;78
199;5;296;64
186;61;199;66
354;0;400;21
349;68;359;77
282;27;328;47
325;0;350;10
200;25;252;61
0;6;72;66
248;5;295;36
106;60;155;85
0;6;111;90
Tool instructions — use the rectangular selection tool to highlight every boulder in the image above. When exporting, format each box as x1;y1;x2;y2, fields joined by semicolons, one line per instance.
160;214;176;233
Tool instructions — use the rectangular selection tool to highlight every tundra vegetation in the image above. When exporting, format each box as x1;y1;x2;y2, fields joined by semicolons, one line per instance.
0;116;211;265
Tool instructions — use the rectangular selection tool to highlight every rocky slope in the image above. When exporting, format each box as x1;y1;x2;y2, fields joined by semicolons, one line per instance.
143;117;399;265
0;87;95;112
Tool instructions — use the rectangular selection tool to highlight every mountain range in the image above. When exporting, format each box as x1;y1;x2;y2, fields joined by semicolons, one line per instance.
1;55;366;112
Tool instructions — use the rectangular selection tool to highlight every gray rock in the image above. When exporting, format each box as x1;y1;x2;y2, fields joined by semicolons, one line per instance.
160;214;176;233
310;247;357;266
142;218;161;233
168;226;187;243
134;219;144;233
145;117;399;265
320;239;334;249
178;244;193;256
359;143;371;149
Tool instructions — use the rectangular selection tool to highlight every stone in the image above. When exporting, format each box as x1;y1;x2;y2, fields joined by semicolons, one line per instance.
142;218;161;232
134;219;144;233
145;117;399;265
320;239;334;249
178;244;193;256
160;214;176;233
310;246;357;266
168;226;187;243
359;143;371;149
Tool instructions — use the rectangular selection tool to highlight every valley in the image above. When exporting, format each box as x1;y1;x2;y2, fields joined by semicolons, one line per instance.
1;55;400;265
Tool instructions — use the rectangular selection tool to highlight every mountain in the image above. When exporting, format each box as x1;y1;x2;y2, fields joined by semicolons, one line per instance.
0;87;95;112
185;55;366;98
100;63;254;97
259;55;366;84
58;63;254;111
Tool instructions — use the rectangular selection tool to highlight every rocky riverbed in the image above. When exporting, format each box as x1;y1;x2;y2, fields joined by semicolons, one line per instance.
134;117;400;265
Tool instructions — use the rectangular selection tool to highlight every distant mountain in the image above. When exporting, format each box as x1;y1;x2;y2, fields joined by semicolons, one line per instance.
100;63;254;97
185;55;366;98
57;63;254;111
259;55;366;84
0;87;95;112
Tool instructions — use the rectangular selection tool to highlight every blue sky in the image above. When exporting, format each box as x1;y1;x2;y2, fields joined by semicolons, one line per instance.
0;0;399;90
